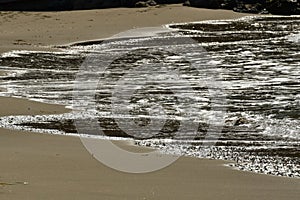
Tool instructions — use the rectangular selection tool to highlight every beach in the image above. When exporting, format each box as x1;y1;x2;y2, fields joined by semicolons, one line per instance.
0;4;299;200
0;4;251;53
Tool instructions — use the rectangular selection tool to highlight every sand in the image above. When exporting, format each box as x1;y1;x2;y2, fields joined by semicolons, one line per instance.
0;4;299;200
1;126;299;200
0;4;252;53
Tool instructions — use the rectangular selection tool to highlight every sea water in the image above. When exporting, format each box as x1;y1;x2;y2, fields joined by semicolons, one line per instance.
0;16;299;177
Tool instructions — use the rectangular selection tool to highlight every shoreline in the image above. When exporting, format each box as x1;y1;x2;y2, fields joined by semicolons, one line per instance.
0;5;299;199
1;122;299;200
0;4;252;54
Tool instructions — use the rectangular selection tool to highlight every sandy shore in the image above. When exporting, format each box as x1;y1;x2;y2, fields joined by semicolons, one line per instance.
0;4;252;54
1;126;299;200
0;4;299;200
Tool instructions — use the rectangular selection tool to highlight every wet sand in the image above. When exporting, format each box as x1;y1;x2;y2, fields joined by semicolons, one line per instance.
0;4;299;200
1;121;299;200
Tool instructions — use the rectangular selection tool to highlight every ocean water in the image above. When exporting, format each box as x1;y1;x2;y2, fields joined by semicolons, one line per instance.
0;16;299;177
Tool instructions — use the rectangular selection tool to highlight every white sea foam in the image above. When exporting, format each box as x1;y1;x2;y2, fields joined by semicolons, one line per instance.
0;15;299;178
287;33;300;43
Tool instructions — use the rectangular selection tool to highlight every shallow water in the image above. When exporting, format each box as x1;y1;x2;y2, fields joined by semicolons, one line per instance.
0;16;299;177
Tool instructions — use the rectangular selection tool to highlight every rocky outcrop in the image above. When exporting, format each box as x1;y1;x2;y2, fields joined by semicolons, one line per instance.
0;0;67;11
187;0;299;15
183;0;191;6
135;0;157;7
0;0;185;11
266;0;299;15
155;0;184;3
0;0;298;15
188;0;267;11
219;0;238;9
188;0;222;9
0;0;124;11
233;0;267;13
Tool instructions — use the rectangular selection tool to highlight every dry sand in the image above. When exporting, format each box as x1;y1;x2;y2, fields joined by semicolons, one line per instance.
0;4;251;53
0;4;299;200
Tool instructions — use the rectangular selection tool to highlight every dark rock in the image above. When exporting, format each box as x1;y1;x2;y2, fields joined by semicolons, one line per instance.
0;0;125;11
266;0;299;15
135;0;158;7
183;0;191;6
0;0;184;11
135;1;150;7
188;0;298;15
147;0;158;6
230;0;267;13
0;0;298;16
189;0;222;9
233;117;249;126
220;0;237;9
0;0;152;11
155;0;185;3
